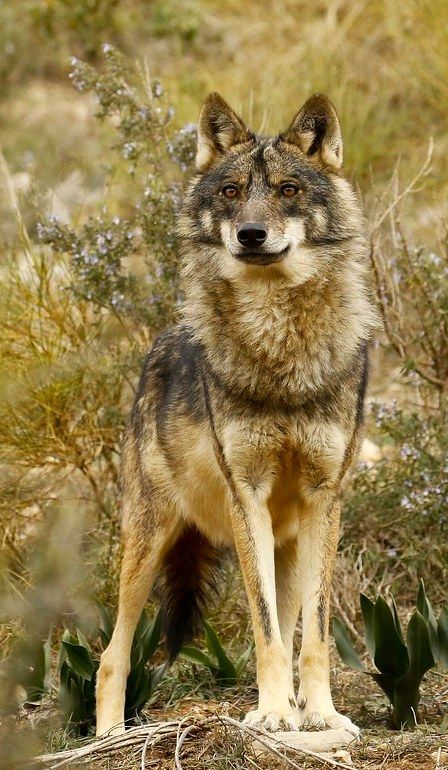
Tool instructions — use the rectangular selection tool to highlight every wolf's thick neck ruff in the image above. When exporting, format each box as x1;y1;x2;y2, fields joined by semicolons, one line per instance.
181;236;377;408
177;93;378;408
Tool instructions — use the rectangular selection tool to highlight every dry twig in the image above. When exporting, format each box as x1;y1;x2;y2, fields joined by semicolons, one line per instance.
35;715;358;770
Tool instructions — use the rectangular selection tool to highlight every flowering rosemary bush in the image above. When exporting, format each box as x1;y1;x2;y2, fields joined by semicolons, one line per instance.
38;45;196;329
0;47;196;607
344;401;447;596
340;196;448;599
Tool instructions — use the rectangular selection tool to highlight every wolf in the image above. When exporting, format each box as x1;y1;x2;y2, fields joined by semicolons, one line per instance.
96;92;378;737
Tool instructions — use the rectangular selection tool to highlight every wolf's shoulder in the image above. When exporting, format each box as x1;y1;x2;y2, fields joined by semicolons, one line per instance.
141;323;205;381
131;324;208;427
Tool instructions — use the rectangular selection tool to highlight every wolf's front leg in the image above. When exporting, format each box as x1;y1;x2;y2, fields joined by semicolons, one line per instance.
297;494;360;736
230;486;299;731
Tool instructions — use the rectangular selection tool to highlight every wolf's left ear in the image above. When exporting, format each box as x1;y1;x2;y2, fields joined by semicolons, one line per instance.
196;92;253;171
280;94;343;171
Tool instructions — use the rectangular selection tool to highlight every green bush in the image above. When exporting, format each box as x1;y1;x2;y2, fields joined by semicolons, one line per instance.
59;606;165;735
38;45;196;329
180;621;253;687
333;581;448;728
344;404;448;594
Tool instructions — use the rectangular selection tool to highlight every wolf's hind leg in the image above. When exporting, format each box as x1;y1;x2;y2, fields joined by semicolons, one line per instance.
95;509;179;737
275;537;302;696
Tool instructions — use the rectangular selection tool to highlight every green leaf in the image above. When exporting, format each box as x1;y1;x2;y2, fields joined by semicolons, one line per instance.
128;673;154;715
417;580;439;659
62;641;94;681
58;629;74;670
391;596;405;645
360;594;375;657
130;610;149;669
332;617;365;671
416;580;426;617
179;646;216;669
373;596;409;678
406;610;436;681
416;580;437;629
437;608;448;669
59;660;71;689
97;627;110;649
126;663;146;713
96;602;114;640
128;664;166;715
204;621;238;684
235;642;254;676
141;608;163;662
393;610;435;728
76;628;91;652
370;672;395;703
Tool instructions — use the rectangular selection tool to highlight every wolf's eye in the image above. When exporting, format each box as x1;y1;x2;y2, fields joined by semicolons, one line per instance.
222;184;238;199
281;183;300;197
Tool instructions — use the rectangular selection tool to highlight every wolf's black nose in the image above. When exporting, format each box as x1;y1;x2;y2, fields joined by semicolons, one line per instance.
237;222;268;247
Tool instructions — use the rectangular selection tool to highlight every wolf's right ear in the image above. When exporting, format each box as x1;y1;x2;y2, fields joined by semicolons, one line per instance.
280;94;343;171
196;93;253;172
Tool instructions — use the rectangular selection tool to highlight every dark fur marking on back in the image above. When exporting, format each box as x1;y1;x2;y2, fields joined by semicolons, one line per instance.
149;328;207;448
337;342;370;486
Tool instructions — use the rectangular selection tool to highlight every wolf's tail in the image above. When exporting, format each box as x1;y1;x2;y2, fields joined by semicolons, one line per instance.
158;525;225;662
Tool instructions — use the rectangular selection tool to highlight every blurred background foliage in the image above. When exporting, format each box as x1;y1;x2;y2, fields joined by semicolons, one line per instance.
0;0;447;760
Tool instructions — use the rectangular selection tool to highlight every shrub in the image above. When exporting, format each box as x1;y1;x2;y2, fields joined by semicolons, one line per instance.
344;403;448;595
38;45;196;330
180;621;253;687
58;606;165;735
332;581;448;728
344;188;448;598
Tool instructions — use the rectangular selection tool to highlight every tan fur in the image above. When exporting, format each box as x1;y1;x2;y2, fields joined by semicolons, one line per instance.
96;92;379;737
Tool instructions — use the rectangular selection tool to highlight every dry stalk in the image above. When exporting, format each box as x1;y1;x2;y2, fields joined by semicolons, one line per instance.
174;722;198;770
370;138;434;235
218;715;357;770
35;715;358;770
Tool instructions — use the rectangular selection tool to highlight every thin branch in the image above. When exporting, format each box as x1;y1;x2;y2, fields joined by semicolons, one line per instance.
174;723;197;770
371;138;434;235
218;715;357;770
35;715;357;770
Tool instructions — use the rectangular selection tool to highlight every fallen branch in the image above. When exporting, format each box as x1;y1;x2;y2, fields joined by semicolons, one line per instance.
219;716;356;770
34;714;358;770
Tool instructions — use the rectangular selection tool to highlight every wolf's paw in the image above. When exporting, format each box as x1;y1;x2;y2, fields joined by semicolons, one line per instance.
324;712;361;737
300;708;360;737
243;707;299;732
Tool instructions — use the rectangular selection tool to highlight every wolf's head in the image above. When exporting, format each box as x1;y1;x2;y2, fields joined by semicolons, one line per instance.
179;92;366;286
